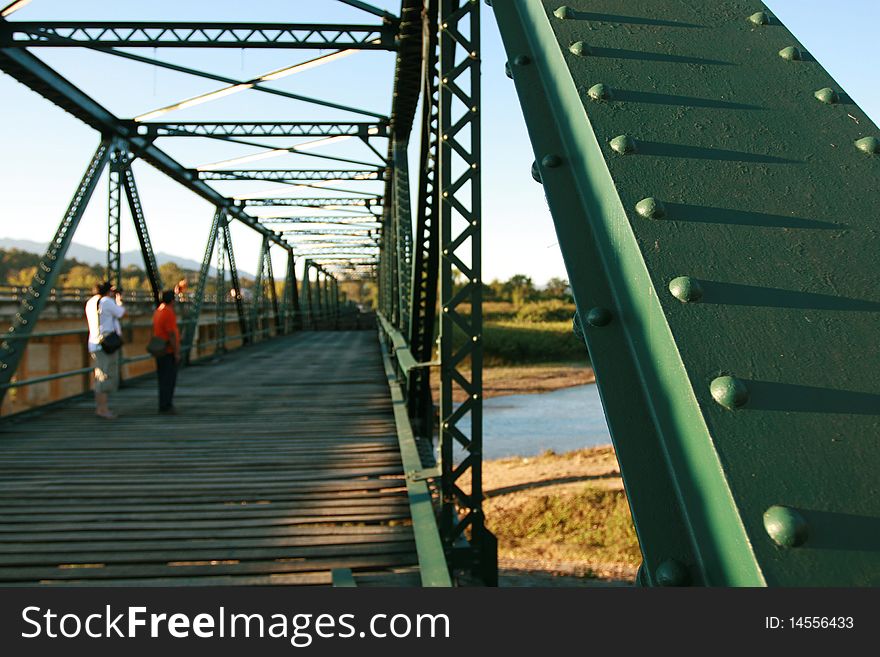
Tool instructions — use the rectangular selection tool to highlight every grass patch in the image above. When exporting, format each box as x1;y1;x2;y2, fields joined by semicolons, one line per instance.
488;487;641;568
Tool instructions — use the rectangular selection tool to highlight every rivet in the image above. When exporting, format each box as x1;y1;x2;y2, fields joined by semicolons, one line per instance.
542;154;562;168
587;83;613;101
710;375;749;410
586;307;612;327
513;54;531;66
854;136;880;155
553;5;574;19
813;87;839;104
748;11;769;26
472;393;479;400
655;559;689;587
610;135;638;155
569;41;591;56
764;505;809;548
635;197;666;220
668;276;703;303
504;61;512;79
778;46;801;61
530;161;542;183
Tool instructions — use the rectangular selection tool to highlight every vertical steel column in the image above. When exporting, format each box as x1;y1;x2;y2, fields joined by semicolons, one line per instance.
182;208;222;363
222;222;249;345
0;141;111;401
215;219;227;354
408;0;441;437
121;163;163;305
393;141;414;334
106;146;125;288
303;260;313;329
251;236;268;343
283;249;300;332
265;248;281;336
438;0;494;584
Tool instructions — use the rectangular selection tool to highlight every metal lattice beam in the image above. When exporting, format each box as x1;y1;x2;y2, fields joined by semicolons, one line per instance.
198;169;383;182
438;0;492;584
142;123;388;138
1;22;396;49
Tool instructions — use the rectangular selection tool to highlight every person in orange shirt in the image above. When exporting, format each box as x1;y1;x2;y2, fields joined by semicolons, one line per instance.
151;290;181;413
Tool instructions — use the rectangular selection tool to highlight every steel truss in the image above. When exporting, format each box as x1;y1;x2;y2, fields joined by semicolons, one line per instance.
0;0;493;586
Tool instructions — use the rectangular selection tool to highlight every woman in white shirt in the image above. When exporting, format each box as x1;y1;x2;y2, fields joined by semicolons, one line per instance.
85;281;126;418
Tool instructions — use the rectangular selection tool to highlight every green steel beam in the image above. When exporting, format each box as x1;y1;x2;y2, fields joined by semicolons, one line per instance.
120;164;163;304
1;22;396;49
493;0;880;586
198;169;383;182
438;0;493;585
106;147;125;288
336;0;398;21
141;122;387;139
242;197;382;208
182;209;222;363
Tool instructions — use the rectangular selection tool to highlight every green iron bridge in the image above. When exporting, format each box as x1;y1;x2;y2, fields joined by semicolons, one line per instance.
0;0;877;587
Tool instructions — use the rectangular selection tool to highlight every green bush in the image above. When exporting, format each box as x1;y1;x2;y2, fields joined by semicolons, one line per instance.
515;300;576;323
480;320;587;365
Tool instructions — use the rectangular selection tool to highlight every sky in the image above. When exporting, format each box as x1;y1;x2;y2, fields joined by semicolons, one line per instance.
0;0;877;286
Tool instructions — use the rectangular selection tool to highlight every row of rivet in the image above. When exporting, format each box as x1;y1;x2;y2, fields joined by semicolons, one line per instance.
548;6;880;156
543;5;822;558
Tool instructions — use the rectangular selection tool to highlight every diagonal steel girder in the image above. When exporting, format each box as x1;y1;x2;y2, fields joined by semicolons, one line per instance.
0;44;288;250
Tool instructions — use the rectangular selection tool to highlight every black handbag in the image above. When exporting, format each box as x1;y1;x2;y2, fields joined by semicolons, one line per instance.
97;297;123;354
99;331;123;354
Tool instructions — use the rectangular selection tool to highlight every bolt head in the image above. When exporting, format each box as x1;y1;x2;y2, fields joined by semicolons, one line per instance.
585;307;612;327
668;276;703;303
541;154;562;168
504;61;513;78
569;41;591;56
814;87;839;104
530;160;543;183
610;135;638;155
587;83;613;101
635;197;666;220
710;375;749;410
764;505;809;548
655;559;689;586
748;11;769;26
855;136;880;155
553;5;574;19
778;46;802;61
513;54;531;66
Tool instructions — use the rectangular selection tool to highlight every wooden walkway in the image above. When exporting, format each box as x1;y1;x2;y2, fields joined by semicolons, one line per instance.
0;331;423;586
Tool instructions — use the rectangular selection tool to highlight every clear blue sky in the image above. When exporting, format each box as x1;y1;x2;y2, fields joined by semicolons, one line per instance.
0;0;877;285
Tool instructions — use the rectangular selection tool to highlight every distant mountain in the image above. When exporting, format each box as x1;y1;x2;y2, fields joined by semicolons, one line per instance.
0;238;254;278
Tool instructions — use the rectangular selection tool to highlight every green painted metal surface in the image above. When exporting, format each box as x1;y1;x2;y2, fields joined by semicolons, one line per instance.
493;0;880;586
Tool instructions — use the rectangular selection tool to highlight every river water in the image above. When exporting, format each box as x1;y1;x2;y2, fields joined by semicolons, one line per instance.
455;384;612;460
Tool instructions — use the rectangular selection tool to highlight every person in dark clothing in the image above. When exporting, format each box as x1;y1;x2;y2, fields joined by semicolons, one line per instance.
151;290;181;413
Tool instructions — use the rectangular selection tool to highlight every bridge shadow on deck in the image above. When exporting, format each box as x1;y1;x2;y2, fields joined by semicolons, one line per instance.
0;331;420;586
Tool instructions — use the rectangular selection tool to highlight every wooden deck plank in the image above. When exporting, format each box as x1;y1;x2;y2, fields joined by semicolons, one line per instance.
0;331;422;586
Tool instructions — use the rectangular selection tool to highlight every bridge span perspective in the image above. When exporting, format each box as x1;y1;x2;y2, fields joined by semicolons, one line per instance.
0;0;878;587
